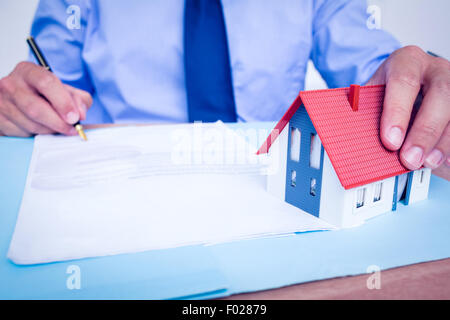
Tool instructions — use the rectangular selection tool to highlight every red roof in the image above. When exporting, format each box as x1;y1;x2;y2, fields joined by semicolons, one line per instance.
257;85;409;189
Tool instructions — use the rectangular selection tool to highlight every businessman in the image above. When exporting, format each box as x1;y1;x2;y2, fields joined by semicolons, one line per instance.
0;0;448;173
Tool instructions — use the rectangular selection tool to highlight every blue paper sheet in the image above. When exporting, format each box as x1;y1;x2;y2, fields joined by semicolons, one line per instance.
0;124;449;299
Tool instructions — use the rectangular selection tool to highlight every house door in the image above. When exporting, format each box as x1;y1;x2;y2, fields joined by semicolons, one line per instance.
285;108;324;217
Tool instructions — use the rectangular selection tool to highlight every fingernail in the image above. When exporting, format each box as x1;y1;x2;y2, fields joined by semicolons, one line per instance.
387;126;403;148
424;149;444;169
66;111;79;124
403;146;424;168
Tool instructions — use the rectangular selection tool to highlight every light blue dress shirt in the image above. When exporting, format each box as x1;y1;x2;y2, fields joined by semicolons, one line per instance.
30;0;400;124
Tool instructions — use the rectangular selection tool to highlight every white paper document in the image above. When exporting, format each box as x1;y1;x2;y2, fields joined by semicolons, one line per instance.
8;122;333;265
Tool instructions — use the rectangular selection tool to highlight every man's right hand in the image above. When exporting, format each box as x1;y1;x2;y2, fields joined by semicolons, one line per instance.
0;61;92;137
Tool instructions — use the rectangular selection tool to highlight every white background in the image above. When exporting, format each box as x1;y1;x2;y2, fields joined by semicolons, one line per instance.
0;0;449;88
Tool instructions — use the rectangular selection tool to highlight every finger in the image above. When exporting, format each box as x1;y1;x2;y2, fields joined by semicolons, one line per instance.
400;84;450;170
423;123;450;169
0;113;31;137
64;85;93;121
22;64;80;125
10;86;77;136
0;99;54;135
380;53;423;151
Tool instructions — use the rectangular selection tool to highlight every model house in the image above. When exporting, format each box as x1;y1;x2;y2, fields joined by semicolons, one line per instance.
257;84;431;228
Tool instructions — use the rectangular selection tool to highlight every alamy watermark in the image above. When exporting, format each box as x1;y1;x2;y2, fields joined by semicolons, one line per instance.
66;5;81;30
66;265;81;290
366;5;381;30
366;264;381;290
168;122;282;175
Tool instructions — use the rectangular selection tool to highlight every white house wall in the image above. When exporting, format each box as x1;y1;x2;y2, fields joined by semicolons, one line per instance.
407;168;431;204
341;176;396;228
267;126;288;201
319;152;397;228
318;152;347;227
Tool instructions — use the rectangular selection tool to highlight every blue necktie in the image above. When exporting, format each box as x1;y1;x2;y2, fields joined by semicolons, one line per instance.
184;0;237;122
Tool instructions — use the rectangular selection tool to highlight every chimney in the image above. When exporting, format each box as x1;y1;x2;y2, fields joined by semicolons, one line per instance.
349;84;360;111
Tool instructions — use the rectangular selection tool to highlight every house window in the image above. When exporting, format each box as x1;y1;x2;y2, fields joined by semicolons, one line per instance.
309;133;321;169
373;183;382;202
310;178;317;196
290;127;301;162
356;188;366;208
291;170;297;187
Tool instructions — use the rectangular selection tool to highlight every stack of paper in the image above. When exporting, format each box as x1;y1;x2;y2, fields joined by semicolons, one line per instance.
8;122;333;265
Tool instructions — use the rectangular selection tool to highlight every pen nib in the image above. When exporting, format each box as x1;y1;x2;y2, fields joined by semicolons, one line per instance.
75;124;88;141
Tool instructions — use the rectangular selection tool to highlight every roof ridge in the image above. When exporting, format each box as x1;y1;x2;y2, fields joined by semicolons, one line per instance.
299;84;384;95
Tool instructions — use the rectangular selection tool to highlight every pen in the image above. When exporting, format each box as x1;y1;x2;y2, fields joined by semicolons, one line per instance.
26;36;87;141
426;51;441;58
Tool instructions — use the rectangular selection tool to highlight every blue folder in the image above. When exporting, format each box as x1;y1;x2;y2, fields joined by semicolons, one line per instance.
0;123;449;299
